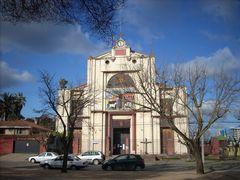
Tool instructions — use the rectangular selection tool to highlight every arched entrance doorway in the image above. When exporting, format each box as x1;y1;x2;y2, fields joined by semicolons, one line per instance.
105;73;136;155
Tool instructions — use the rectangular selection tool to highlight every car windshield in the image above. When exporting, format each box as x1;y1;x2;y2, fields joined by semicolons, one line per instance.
54;155;80;161
81;152;89;156
73;156;80;160
55;156;63;160
114;155;128;160
38;152;45;157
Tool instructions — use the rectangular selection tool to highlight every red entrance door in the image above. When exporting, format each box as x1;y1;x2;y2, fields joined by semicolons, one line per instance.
161;128;174;155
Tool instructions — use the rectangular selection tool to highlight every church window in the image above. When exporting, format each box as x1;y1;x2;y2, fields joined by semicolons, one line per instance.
107;73;134;88
161;98;173;115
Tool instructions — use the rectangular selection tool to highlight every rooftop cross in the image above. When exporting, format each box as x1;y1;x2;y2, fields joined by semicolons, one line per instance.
119;32;123;38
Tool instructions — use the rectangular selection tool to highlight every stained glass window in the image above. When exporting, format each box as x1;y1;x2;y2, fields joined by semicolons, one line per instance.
107;73;135;88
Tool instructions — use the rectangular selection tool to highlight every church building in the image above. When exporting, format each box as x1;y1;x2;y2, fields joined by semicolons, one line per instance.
56;37;189;156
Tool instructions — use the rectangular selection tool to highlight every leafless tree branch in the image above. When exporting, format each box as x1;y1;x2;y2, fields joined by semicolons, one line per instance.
39;71;94;173
118;62;240;174
0;0;125;42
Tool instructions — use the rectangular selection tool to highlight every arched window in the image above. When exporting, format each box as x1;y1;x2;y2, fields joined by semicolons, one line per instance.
107;73;135;88
106;73;135;110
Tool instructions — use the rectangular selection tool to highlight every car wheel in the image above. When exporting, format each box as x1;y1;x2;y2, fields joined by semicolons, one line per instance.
30;158;36;163
93;159;99;165
70;165;77;170
43;164;51;169
106;165;112;171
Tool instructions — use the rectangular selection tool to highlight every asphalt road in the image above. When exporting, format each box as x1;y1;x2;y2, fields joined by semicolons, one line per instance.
0;154;240;180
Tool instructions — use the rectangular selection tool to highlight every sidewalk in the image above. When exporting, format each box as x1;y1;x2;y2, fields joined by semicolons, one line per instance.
0;153;35;161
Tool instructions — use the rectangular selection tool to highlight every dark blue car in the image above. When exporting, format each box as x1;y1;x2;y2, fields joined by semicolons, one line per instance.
102;154;145;171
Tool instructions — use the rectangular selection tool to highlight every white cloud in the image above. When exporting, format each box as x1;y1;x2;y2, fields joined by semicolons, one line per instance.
0;22;106;56
0;61;33;88
180;47;240;75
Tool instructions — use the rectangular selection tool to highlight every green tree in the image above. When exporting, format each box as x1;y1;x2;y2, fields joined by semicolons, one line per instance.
13;93;26;119
0;93;13;120
36;115;55;130
0;92;26;120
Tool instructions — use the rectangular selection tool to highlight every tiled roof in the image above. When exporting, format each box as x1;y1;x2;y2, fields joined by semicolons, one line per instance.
0;120;51;131
72;83;87;90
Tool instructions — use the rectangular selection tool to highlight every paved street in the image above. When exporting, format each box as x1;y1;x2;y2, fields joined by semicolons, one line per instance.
0;154;240;180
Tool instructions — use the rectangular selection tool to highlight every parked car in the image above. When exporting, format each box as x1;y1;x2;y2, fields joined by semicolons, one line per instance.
40;154;88;170
102;154;145;171
28;152;58;163
77;151;105;165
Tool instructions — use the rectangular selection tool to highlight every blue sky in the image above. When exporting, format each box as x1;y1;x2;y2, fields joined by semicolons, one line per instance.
0;0;240;130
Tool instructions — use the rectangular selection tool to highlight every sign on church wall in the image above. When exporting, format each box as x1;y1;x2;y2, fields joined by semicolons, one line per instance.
115;49;126;56
106;91;134;110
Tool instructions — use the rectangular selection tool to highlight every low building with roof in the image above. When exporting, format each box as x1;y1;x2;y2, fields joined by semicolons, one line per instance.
0;120;51;154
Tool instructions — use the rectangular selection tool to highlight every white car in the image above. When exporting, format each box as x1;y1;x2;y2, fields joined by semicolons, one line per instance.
40;155;88;170
28;152;58;163
77;151;105;165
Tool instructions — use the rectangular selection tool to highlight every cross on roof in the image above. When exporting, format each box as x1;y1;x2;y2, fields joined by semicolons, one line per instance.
119;32;123;38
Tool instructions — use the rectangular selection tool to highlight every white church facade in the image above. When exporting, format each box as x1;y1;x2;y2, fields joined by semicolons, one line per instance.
56;37;189;156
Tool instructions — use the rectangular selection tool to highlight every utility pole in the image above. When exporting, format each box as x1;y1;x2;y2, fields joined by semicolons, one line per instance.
201;134;205;163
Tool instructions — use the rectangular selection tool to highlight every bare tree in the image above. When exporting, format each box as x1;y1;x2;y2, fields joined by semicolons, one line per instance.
0;0;125;42
232;137;240;159
39;71;94;173
34;131;52;151
116;63;240;174
230;107;240;158
228;130;240;159
233;109;240;120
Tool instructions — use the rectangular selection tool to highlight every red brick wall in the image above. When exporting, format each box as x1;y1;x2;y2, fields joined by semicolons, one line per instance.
0;136;45;154
1;135;79;154
0;138;13;154
211;138;220;155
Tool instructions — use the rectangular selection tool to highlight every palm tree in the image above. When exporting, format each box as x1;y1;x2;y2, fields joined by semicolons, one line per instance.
0;93;14;120
0;92;26;120
13;93;26;119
